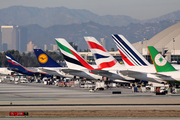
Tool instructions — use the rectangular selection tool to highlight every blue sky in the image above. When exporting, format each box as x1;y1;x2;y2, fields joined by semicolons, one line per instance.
1;0;180;20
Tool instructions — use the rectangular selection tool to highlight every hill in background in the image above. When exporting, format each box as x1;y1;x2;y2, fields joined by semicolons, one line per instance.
27;20;179;50
0;6;180;50
0;6;180;27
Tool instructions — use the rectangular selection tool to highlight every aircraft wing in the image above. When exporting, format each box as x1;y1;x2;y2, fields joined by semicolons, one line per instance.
120;70;143;76
91;69;114;76
38;67;56;73
150;73;171;78
61;69;84;73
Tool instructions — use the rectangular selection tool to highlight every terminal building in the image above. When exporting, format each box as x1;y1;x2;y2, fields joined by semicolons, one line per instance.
79;22;180;64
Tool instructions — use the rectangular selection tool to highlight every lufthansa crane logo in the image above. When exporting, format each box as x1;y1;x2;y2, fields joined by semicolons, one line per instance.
154;53;167;66
38;54;48;64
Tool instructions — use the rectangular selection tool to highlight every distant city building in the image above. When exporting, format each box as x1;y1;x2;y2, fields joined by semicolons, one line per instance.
16;26;28;52
0;25;27;52
44;44;47;51
100;38;106;49
44;44;58;52
1;26;15;51
2;43;7;51
52;44;58;51
27;41;34;52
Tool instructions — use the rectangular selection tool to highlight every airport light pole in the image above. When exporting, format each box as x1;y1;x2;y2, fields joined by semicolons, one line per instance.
172;38;175;61
143;38;148;59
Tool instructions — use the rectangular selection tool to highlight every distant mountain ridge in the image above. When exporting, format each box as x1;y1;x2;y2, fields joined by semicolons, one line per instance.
0;6;179;27
26;20;179;50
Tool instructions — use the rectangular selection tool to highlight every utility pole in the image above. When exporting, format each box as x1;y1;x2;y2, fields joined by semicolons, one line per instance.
172;38;175;61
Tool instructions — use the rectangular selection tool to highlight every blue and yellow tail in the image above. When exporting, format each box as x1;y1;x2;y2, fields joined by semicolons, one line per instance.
34;49;62;67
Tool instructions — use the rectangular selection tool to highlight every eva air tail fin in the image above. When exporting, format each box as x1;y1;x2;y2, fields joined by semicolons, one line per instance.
147;46;177;72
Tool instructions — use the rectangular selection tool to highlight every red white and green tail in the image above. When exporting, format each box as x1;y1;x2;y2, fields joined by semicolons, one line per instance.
55;38;94;70
147;46;177;72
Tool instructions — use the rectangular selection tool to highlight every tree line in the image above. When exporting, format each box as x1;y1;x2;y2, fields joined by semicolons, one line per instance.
0;50;63;67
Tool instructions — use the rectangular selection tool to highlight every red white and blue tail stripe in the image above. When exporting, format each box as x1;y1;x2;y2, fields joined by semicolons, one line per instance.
85;36;121;70
112;34;150;66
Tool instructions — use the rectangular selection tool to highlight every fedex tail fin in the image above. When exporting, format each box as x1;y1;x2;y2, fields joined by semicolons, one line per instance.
112;34;151;67
55;38;94;70
34;49;62;67
84;36;120;69
147;46;177;72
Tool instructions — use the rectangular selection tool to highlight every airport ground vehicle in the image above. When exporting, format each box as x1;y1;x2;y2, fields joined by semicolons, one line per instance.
20;78;28;83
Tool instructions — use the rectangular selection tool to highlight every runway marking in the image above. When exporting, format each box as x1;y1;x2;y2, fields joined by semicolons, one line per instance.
0;99;58;101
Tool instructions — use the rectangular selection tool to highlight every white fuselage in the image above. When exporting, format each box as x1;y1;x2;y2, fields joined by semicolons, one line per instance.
37;67;74;78
0;68;14;76
125;64;180;83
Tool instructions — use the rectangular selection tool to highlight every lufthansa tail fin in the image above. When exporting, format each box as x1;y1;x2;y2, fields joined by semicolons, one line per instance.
33;49;62;67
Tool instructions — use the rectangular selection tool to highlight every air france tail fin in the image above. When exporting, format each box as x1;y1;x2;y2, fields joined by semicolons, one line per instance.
55;38;94;70
112;34;151;67
84;36;120;69
147;46;177;72
33;49;62;67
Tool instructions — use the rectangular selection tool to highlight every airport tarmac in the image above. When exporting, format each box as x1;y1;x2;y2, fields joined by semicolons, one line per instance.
0;82;180;118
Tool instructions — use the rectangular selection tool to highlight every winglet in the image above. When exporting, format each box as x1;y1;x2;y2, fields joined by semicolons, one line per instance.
147;46;177;72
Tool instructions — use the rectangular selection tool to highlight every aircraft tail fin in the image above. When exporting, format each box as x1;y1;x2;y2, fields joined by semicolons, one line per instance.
147;46;177;72
112;34;151;67
84;36;120;69
33;49;62;67
6;54;23;68
55;38;94;70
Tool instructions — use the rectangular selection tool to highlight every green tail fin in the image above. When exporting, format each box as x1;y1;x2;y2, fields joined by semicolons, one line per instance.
147;46;177;72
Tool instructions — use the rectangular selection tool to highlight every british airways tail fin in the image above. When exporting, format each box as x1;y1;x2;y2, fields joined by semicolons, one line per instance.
112;34;151;66
55;38;94;70
34;49;62;67
84;36;120;69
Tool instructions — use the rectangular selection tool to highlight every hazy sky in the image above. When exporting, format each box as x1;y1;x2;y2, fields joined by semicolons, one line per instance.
1;0;180;20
